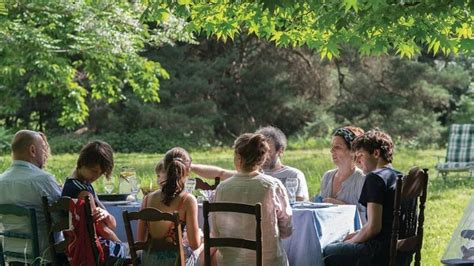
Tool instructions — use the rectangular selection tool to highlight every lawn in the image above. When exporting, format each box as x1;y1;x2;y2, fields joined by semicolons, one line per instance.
0;147;472;265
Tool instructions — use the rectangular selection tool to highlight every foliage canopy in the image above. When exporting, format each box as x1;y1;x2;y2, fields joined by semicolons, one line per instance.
153;0;473;59
0;0;472;128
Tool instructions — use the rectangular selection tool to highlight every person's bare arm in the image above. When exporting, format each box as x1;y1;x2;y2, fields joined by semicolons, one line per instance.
190;163;235;180
345;202;382;243
77;191;120;242
77;191;116;229
323;197;347;205
184;195;202;250
136;195;148;242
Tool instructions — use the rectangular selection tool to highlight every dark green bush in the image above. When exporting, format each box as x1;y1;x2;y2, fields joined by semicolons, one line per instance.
49;128;217;154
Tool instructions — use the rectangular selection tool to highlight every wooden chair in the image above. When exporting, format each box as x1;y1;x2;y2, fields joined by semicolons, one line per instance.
202;201;262;266
122;208;185;266
42;195;101;266
389;167;429;266
195;177;220;191
0;204;40;265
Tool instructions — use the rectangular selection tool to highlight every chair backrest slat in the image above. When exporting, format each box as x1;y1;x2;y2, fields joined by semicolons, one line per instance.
203;201;262;266
209;238;257;250
0;204;40;265
122;207;185;266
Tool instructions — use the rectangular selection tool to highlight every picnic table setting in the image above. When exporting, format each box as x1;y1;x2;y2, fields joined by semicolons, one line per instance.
101;173;362;266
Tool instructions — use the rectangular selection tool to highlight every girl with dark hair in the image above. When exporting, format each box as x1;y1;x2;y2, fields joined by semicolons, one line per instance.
62;140;127;260
212;133;293;265
136;147;203;265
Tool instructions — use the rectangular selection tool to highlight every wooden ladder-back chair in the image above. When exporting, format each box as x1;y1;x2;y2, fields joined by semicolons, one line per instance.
202;201;262;266
0;204;40;265
389;167;429;266
195;177;220;191
42;195;101;266
122;208;185;266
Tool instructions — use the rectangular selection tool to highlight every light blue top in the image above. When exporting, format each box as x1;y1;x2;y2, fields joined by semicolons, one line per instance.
0;160;62;260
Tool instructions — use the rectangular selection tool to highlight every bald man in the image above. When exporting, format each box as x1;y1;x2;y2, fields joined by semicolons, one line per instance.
0;130;62;262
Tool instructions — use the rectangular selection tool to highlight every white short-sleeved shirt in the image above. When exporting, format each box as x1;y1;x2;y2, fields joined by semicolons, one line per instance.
212;173;293;266
264;166;309;201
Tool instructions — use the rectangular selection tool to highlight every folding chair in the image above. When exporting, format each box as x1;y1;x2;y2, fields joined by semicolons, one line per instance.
202;201;262;266
436;124;474;178
0;204;40;265
195;177;220;191
389;167;429;266
122;208;185;266
42;195;101;266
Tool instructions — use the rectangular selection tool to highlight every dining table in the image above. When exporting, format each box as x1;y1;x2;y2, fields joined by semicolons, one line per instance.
104;200;361;266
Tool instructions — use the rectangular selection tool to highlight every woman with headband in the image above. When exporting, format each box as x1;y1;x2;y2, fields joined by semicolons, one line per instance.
317;126;367;223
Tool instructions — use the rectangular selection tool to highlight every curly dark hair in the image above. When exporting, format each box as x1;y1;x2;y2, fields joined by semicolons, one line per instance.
161;147;191;206
352;129;394;163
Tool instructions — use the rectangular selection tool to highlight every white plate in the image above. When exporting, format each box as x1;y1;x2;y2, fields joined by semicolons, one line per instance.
292;202;334;209
101;200;131;205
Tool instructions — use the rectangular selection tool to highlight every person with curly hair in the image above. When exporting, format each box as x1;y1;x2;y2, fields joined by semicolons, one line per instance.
323;129;403;266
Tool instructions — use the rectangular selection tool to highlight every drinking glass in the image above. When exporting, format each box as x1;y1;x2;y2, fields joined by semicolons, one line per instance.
285;177;299;205
119;166;136;194
103;178;115;194
129;176;140;202
185;178;196;194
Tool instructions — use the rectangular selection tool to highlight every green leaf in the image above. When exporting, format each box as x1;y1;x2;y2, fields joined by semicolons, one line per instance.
177;0;191;5
342;0;358;13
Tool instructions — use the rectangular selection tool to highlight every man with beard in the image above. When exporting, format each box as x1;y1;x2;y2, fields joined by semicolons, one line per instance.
191;126;309;201
256;126;309;201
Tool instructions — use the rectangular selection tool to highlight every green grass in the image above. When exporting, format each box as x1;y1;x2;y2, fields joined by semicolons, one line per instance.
0;148;472;265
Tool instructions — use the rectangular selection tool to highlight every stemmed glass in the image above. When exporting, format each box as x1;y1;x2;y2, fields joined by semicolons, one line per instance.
103;178;115;194
129;176;140;202
285;177;299;206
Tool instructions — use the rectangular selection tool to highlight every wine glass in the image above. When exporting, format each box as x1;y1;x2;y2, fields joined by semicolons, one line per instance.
185;178;196;194
285;177;299;205
103;178;115;194
129;176;140;202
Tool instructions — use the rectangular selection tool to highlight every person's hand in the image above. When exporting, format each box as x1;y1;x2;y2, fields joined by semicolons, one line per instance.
343;231;358;242
323;197;339;204
94;207;110;222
